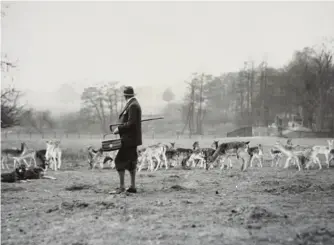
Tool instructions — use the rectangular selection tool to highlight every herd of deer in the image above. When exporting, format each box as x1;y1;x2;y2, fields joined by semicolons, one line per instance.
1;140;62;171
1;139;334;178
88;139;334;172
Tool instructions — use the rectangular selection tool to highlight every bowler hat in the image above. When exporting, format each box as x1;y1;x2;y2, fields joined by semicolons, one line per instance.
123;86;135;96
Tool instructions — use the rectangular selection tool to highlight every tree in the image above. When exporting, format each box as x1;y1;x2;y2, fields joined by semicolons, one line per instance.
162;87;175;104
81;86;107;133
1;88;23;128
20;109;55;133
1;4;22;129
80;83;125;133
180;40;334;134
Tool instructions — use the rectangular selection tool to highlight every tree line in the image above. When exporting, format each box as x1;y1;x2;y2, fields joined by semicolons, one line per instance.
175;42;334;136
2;42;334;135
1;6;333;135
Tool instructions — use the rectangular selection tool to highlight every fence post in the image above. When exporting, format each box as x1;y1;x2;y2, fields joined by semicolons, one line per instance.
78;133;80;139
42;133;44;139
29;132;32;139
54;132;56;139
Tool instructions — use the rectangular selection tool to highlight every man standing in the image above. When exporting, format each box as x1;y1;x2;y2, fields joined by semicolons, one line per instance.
110;86;142;194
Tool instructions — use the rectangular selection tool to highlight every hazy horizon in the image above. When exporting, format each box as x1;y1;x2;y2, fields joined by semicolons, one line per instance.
1;1;334;116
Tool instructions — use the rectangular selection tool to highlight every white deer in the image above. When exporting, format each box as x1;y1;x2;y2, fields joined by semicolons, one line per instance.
305;139;334;170
45;140;62;171
274;141;301;171
1;143;28;169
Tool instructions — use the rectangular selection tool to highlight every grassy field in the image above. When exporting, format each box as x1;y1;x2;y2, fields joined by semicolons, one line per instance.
1;136;334;245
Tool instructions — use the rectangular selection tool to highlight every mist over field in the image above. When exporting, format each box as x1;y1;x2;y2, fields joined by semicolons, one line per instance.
1;2;334;245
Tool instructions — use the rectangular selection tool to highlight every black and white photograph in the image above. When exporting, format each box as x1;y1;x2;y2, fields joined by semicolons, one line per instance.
1;1;334;244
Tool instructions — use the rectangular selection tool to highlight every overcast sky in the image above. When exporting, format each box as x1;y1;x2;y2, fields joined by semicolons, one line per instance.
1;1;334;115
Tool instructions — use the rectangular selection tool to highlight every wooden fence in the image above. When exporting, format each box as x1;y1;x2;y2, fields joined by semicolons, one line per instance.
226;127;253;137
226;126;334;138
1;131;211;141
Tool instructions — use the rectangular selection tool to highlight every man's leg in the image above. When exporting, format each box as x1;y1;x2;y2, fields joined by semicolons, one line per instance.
109;148;127;194
118;170;125;189
109;169;125;194
126;160;137;193
130;169;136;189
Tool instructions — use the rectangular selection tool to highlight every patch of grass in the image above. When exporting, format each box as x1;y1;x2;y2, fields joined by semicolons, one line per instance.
65;184;92;191
1;186;26;192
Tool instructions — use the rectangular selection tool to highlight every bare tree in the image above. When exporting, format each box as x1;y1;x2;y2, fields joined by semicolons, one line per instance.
80;83;125;133
162;87;175;104
1;4;23;129
20;109;55;133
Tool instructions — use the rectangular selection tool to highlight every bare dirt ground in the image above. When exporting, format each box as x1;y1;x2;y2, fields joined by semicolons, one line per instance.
1;137;334;245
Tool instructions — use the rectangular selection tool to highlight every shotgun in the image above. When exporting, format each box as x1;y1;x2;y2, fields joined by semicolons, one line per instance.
109;117;164;132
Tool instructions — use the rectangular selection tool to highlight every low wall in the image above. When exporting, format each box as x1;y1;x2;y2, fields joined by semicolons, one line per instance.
226;126;333;138
226;127;253;137
283;130;333;138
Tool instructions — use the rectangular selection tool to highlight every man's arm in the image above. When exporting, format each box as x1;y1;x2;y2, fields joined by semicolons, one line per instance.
118;104;138;134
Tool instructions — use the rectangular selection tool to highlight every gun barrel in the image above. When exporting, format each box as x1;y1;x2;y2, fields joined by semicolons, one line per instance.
109;117;164;131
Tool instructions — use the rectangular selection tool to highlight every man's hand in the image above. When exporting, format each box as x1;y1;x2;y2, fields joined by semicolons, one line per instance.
113;127;119;134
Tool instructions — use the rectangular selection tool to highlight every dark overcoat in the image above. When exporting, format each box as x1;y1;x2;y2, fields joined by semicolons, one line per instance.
114;97;142;171
118;97;142;147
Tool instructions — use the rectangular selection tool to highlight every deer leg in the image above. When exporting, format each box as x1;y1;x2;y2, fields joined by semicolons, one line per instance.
308;155;320;170
200;158;204;169
305;155;313;170
255;156;260;168
152;157;158;171
13;159;18;169
137;161;142;172
137;157;144;172
270;155;275;167
249;156;255;168
325;154;330;168
23;159;29;167
162;154;168;170
31;156;37;167
275;155;281;167
220;157;226;170
144;157;150;171
276;156;279;166
241;157;249;171
34;156;37;167
286;156;293;168
329;155;334;166
151;157;157;171
155;155;162;171
284;157;291;169
228;157;233;169
259;156;263;168
3;157;10;170
57;153;62;169
191;156;196;168
316;156;322;170
294;156;301;171
54;158;58;171
201;158;206;169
